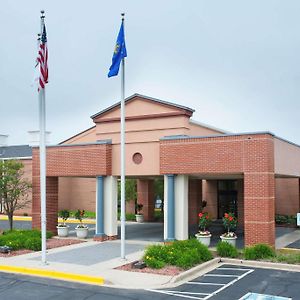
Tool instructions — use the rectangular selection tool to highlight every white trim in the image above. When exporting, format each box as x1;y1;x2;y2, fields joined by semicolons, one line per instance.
189;119;229;134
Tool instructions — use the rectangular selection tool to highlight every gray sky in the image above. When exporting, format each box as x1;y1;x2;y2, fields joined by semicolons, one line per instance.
1;0;300;145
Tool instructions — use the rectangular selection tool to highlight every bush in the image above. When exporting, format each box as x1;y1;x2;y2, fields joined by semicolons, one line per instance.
217;241;239;258
0;230;52;251
143;239;213;270
275;253;300;264
244;244;275;260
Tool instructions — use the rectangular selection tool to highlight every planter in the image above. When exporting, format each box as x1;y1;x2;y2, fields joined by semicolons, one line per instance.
56;226;69;237
195;233;212;247
220;235;237;247
75;227;89;239
135;214;144;223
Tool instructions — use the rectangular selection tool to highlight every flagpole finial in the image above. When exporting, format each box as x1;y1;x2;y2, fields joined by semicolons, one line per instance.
121;13;125;20
40;10;45;19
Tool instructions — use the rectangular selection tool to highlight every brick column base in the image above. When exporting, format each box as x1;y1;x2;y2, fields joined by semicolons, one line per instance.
32;176;58;234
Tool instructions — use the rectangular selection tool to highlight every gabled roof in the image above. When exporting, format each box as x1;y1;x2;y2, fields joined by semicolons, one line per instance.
90;93;195;120
0;145;32;159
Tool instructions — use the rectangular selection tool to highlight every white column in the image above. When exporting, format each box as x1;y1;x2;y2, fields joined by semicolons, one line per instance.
175;175;189;240
163;175;168;240
104;176;118;237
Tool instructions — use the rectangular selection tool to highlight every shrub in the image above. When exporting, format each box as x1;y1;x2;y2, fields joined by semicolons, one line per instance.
143;239;213;270
275;253;300;264
244;244;275;260
0;230;52;251
217;241;239;258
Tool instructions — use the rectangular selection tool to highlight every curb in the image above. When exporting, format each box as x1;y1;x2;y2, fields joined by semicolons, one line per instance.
220;258;300;272
170;257;221;284
0;265;104;286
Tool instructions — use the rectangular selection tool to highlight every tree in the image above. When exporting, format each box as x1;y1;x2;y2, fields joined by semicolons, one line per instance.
0;160;31;230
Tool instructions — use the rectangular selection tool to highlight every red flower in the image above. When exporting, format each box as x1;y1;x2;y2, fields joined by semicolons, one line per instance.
205;215;209;219
224;213;229;218
229;216;233;221
198;213;203;218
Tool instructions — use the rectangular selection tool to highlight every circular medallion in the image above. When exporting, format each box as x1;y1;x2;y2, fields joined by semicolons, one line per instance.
132;152;143;164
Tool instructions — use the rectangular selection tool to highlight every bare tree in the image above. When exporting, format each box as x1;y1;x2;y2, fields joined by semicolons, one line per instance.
0;160;31;230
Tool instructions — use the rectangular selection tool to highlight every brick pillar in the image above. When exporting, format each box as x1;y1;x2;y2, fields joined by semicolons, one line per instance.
203;180;218;219
188;179;202;226
237;179;244;228
126;200;136;214
244;173;275;246
137;179;154;221
32;176;58;234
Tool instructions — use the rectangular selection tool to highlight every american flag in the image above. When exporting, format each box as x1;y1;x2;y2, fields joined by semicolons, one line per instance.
37;24;48;91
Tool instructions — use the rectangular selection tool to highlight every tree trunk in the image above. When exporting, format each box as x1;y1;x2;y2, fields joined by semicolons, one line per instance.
8;213;13;231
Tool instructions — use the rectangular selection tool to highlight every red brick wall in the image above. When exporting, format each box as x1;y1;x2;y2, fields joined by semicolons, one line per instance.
160;133;276;246
32;143;112;233
203;180;218;219
188;179;202;226
32;176;58;233
275;178;299;215
32;143;112;177
137;179;154;221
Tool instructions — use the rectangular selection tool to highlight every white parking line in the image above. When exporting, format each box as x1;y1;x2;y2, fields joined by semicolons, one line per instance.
203;269;254;300
204;274;240;277
147;267;254;300
187;282;225;286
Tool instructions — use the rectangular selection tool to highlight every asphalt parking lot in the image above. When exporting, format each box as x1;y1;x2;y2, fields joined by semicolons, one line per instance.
148;264;299;300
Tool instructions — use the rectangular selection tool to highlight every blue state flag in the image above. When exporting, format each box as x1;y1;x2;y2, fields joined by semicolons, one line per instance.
108;21;127;77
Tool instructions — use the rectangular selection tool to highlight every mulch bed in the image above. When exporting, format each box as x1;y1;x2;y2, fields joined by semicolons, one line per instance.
0;238;85;257
115;261;183;276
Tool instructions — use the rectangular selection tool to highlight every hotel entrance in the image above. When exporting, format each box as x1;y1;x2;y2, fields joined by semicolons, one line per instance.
217;180;238;219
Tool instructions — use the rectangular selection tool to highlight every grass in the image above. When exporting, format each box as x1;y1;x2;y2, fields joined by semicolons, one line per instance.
0;230;53;251
69;210;96;219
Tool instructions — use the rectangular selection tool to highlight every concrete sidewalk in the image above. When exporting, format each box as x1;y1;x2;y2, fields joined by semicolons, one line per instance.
0;239;176;289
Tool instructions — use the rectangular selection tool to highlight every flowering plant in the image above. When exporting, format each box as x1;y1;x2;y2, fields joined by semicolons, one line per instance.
222;212;237;238
74;209;88;228
196;212;211;236
57;209;70;227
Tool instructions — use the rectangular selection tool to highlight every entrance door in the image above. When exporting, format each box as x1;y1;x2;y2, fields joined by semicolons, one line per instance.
217;180;238;219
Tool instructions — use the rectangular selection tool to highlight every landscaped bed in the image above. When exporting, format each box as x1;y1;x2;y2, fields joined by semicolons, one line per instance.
0;229;85;257
115;239;300;275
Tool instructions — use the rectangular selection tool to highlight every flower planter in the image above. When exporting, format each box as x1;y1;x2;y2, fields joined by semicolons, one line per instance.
56;226;69;237
220;235;237;247
135;214;144;223
75;227;89;239
195;233;212;247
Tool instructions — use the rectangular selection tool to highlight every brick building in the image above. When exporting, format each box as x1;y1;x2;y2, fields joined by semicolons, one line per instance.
5;94;300;246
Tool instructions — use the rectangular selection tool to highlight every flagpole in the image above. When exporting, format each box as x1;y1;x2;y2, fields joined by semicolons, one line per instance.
39;10;47;265
120;12;126;260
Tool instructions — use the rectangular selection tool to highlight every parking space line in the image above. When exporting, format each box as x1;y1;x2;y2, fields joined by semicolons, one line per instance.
162;291;210;296
147;266;254;300
217;267;253;271
187;282;225;286
203;269;254;300
147;289;205;299
204;274;240;278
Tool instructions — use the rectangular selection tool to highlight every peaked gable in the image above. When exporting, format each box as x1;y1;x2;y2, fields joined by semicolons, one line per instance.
91;94;194;123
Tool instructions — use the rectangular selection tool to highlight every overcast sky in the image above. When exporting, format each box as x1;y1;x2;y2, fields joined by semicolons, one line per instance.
1;0;300;145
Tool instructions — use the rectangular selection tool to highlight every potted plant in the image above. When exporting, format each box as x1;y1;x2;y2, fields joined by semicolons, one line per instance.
195;212;212;246
220;212;238;247
56;209;70;237
75;209;89;239
135;203;144;223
